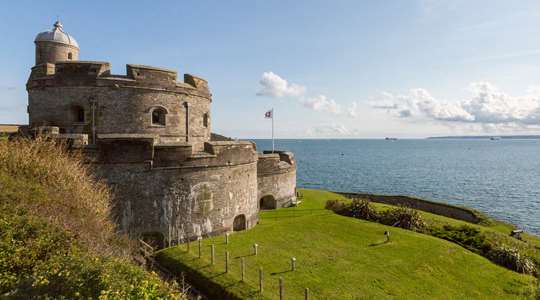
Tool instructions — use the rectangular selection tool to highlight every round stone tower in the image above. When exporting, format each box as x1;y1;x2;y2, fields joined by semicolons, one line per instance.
34;21;79;65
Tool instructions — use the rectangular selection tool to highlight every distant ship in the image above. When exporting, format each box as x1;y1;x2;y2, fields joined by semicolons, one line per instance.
385;137;398;141
490;136;501;141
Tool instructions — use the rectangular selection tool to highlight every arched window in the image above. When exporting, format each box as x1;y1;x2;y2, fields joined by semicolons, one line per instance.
203;113;209;128
151;107;167;126
68;52;73;60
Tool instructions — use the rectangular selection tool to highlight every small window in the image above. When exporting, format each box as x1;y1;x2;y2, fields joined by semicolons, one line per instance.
74;106;85;123
151;107;167;126
68;52;73;60
203;113;209;128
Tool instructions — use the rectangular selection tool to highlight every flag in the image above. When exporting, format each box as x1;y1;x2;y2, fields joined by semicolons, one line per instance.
264;109;273;119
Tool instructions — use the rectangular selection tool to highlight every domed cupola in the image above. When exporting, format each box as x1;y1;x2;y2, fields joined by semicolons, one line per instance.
34;21;80;65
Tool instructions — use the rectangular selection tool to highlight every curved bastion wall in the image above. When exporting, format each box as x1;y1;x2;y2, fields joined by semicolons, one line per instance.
90;138;259;246
27;61;211;150
257;151;297;209
25;23;298;247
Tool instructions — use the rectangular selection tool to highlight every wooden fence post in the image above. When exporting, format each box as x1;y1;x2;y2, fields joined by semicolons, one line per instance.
198;237;202;258
291;257;296;271
253;243;258;256
259;267;264;294
225;251;230;273
304;287;309;300
241;258;245;282
211;244;215;265
279;276;284;300
225;232;230;244
187;239;190;253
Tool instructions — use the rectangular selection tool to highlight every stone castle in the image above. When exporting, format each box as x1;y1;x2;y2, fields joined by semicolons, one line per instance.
26;21;296;246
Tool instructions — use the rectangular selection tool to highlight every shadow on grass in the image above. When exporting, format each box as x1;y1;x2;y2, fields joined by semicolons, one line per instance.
209;271;227;279
270;269;292;275
369;240;390;247
234;253;256;259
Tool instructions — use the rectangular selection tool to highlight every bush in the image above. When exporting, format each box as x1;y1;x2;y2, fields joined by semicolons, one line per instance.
488;245;537;275
0;212;72;294
380;206;426;231
325;199;347;214
349;199;378;221
0;137;123;257
428;225;491;254
13;252;181;299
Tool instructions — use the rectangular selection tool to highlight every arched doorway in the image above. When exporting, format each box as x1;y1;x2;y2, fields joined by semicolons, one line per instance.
260;195;276;210
233;214;246;231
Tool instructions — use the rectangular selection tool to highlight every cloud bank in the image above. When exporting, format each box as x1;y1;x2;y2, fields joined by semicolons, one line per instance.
371;82;540;128
256;71;357;117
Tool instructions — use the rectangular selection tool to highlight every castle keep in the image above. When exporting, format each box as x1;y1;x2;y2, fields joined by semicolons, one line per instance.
26;22;296;246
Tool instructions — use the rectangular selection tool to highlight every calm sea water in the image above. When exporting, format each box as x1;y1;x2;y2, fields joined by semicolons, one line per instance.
253;139;540;235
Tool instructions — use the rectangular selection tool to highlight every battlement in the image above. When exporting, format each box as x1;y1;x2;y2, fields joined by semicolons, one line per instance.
88;135;256;168
27;61;210;97
257;151;295;176
126;64;177;87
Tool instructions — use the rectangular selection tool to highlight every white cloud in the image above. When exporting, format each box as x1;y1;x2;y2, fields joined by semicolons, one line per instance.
256;72;362;119
371;82;540;129
256;72;306;98
301;95;341;114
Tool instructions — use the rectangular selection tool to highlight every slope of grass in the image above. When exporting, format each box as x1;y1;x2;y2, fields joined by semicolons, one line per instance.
157;189;537;299
337;192;540;265
0;138;184;298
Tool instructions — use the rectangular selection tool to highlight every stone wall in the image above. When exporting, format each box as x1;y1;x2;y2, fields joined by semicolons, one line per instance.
337;192;485;224
35;41;79;65
27;61;211;150
257;151;297;209
92;139;259;246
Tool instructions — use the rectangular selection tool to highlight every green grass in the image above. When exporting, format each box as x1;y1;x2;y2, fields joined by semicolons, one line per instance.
351;194;540;262
157;189;537;299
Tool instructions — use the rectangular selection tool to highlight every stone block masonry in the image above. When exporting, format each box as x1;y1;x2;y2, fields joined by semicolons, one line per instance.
26;21;296;247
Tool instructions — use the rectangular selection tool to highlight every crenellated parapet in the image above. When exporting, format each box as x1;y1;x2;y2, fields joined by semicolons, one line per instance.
27;61;210;98
27;61;212;150
93;135;257;169
257;151;296;176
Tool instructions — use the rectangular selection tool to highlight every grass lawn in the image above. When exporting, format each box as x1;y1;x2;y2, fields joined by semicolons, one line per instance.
156;189;537;299
354;193;540;261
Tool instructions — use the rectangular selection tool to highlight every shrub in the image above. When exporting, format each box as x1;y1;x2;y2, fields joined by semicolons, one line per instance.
349;199;378;221
488;245;537;275
428;225;491;254
325;199;347;214
0;137;123;257
13;252;182;299
0;211;72;294
380;206;426;231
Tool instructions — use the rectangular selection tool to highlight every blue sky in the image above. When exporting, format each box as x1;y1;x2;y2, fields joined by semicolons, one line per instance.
2;1;540;138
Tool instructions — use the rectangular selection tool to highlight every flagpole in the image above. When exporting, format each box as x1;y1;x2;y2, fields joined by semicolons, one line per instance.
271;108;274;153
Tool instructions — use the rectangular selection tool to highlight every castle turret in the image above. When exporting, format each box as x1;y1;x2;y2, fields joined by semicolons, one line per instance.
34;21;79;65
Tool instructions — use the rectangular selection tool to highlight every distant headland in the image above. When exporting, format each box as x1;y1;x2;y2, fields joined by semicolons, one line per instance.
428;135;540;140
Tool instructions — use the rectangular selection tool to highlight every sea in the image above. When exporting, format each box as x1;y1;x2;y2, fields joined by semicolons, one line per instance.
252;139;540;235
